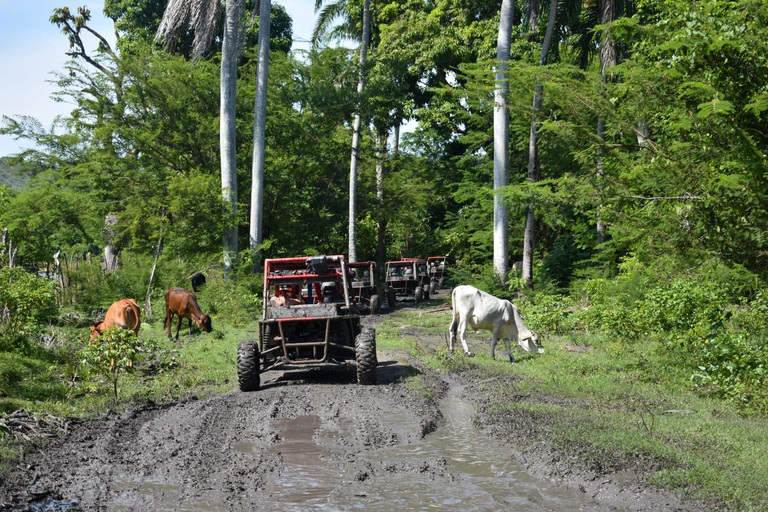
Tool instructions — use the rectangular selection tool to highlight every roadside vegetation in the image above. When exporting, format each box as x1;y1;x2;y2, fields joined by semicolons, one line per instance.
377;279;768;510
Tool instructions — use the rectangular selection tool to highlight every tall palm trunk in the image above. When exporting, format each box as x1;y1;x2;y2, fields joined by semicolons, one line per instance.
250;0;272;264
522;0;558;289
375;128;388;272
348;0;371;263
596;0;618;245
493;0;515;283
221;0;243;275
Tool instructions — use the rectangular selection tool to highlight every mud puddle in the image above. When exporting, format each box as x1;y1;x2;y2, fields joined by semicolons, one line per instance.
338;384;606;511
239;384;610;511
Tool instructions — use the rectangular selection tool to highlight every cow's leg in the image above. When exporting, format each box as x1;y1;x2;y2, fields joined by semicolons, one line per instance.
490;327;500;359
166;309;173;339
503;337;515;362
449;313;458;352
457;316;473;356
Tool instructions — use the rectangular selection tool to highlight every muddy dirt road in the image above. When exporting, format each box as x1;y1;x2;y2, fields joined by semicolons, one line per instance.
1;306;694;511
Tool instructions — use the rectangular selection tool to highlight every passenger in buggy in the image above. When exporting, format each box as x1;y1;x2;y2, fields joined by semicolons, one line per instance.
322;282;342;303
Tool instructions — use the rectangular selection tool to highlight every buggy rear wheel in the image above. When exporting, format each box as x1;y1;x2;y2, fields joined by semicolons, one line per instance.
386;287;396;309
237;340;260;391
355;327;377;385
370;294;381;314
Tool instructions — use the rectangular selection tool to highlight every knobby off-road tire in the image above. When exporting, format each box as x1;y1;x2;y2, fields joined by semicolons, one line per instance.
260;323;276;364
237;340;261;391
336;321;354;347
355;327;377;385
438;276;445;289
370;294;381;314
386;288;396;309
430;281;437;296
415;285;424;302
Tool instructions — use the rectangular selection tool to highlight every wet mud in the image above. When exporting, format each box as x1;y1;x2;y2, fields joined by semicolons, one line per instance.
1;295;699;511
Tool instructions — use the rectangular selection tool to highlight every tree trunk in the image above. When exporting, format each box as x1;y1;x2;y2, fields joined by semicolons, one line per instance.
493;0;515;283
221;0;243;275
596;0;618;246
348;0;371;263
522;0;557;289
250;0;272;266
145;234;164;320
103;213;118;272
596;115;607;245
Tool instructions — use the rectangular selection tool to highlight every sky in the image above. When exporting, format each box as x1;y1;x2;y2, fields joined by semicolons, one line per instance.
0;0;319;158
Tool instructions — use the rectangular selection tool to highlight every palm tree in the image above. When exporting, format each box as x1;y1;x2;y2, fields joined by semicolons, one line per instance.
156;0;241;274
596;0;624;245
221;0;244;275
522;0;558;289
250;0;272;264
313;0;372;262
493;0;516;283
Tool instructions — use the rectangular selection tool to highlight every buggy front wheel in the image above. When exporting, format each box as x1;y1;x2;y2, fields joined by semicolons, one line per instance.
237;340;261;392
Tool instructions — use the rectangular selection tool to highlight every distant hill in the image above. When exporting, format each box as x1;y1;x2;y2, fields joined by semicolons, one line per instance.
0;157;30;191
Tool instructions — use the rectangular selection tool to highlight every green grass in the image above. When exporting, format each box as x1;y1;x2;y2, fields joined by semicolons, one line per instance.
0;320;255;418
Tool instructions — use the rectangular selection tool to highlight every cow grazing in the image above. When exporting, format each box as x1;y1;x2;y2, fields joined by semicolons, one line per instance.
449;285;542;362
165;287;212;340
90;298;141;342
191;272;206;292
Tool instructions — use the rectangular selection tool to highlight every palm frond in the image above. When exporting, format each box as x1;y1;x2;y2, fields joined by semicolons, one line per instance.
311;0;349;47
155;0;221;56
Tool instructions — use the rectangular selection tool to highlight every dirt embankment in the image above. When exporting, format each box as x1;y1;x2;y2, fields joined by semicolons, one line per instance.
0;302;707;511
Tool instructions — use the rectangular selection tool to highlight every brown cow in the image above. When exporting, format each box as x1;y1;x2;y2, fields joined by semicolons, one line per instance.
165;287;212;340
90;298;141;342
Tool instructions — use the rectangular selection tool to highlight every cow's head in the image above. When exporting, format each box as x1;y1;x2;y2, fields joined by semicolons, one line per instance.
89;320;104;342
198;314;212;333
518;332;543;354
509;303;544;354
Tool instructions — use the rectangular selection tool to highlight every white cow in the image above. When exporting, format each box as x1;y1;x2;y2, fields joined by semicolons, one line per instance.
449;285;542;362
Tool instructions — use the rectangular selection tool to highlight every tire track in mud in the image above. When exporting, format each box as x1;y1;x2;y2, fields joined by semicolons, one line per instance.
0;358;443;511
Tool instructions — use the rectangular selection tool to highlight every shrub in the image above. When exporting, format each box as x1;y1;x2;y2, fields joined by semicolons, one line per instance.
518;293;577;335
193;269;261;328
691;331;768;411
0;267;58;341
80;327;157;400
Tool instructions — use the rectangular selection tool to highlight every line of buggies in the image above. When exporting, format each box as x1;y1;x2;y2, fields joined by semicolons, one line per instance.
236;254;452;391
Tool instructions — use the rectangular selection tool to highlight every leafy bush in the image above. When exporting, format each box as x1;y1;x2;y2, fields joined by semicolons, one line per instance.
518;293;577;335
691;331;768;411
81;327;158;400
194;269;261;328
640;278;726;338
0;267;58;342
